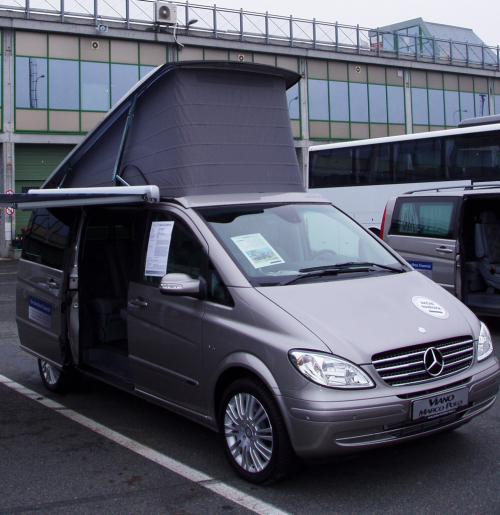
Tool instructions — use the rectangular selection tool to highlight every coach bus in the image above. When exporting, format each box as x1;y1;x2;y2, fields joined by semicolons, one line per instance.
307;115;500;235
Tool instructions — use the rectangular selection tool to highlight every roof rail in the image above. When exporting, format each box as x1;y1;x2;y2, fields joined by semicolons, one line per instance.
404;183;500;195
458;114;500;128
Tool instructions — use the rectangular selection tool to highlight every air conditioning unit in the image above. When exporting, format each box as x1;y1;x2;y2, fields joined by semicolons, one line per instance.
156;2;177;25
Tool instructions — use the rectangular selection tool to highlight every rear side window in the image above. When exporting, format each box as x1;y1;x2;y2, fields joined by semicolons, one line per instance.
389;198;457;239
22;208;75;270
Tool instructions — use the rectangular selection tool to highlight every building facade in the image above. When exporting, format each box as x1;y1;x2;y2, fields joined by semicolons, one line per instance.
0;2;499;256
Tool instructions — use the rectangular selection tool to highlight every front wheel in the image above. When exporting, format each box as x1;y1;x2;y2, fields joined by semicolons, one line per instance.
38;359;70;393
218;377;296;484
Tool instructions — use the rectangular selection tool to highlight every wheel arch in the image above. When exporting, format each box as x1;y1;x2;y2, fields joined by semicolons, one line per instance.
212;352;281;422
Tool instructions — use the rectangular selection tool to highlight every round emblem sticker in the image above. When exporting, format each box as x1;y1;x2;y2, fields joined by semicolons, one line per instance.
412;296;449;319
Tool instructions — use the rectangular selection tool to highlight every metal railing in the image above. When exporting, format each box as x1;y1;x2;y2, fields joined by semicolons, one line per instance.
1;0;499;70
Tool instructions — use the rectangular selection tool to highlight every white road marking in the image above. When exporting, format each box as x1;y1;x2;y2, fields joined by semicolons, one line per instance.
0;373;290;515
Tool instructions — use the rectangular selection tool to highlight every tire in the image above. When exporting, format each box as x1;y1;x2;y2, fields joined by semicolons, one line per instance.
38;359;71;393
218;376;296;484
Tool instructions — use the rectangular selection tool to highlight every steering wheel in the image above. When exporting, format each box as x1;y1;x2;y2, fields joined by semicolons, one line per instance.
312;249;337;261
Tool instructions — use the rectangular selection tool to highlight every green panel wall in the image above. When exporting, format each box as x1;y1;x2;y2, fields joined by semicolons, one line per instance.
14;144;74;230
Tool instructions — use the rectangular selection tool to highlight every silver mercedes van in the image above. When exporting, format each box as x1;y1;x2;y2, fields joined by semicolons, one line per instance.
2;61;499;484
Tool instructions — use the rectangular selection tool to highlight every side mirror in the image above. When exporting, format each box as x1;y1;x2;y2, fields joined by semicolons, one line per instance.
159;273;201;297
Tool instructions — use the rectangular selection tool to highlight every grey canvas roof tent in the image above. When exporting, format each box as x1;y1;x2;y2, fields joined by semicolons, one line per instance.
0;61;304;209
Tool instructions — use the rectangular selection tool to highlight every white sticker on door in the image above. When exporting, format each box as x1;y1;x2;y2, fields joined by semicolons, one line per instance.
29;296;52;329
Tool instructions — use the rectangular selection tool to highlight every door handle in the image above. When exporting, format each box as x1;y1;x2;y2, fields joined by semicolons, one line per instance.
128;298;148;309
435;247;453;254
46;278;59;289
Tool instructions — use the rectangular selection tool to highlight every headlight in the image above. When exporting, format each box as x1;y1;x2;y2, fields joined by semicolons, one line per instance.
478;322;493;362
289;350;374;388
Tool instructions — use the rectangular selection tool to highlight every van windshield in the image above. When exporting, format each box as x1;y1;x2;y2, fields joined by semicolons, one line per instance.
199;203;406;286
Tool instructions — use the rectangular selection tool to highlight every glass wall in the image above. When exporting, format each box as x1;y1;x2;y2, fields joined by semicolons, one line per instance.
307;60;406;140
14;31;167;133
411;71;490;132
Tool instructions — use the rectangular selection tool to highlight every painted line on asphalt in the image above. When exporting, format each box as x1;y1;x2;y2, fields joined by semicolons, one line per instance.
0;373;290;515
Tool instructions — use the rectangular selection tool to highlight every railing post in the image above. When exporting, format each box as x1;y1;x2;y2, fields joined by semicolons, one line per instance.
396;32;399;59
240;8;244;41
213;4;217;39
61;0;64;22
94;0;98;26
497;46;500;71
125;0;129;29
415;35;418;61
290;15;293;47
26;0;30;19
335;21;338;52
356;24;360;54
482;44;485;70
185;1;189;29
313;18;316;49
466;42;469;67
377;29;380;57
449;39;453;66
265;11;269;45
433;36;436;63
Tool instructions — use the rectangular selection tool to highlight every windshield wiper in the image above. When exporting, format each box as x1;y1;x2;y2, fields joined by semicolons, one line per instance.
280;266;371;286
280;262;406;286
299;262;406;274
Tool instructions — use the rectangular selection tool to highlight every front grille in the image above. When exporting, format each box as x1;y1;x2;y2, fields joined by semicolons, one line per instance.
372;336;474;387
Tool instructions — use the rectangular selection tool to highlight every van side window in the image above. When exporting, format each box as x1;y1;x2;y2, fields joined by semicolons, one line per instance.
144;213;204;284
23;208;74;270
389;199;456;239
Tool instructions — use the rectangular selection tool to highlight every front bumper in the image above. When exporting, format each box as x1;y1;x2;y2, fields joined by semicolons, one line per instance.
279;359;500;459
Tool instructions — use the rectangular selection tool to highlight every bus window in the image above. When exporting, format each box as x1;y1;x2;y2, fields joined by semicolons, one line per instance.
309;148;353;187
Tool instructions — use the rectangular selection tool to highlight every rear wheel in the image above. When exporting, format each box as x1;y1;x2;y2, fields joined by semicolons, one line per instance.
218;376;296;484
38;359;71;393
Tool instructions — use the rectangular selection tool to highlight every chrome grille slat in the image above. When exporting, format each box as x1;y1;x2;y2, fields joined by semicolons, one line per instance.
372;336;474;387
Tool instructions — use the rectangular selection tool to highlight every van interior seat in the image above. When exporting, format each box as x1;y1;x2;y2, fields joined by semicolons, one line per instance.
475;211;500;291
85;239;133;343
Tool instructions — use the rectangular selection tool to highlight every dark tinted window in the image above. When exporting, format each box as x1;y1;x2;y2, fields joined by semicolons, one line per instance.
389;198;457;239
23;208;76;270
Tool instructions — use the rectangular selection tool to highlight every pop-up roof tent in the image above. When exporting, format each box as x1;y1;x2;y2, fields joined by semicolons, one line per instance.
40;61;304;199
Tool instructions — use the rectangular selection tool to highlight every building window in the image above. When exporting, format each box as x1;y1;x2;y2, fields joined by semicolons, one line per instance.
81;61;110;111
387;86;405;124
49;59;79;110
475;93;490;118
368;84;387;123
428;89;445;126
459;92;475;121
286;83;300;120
444;90;460;126
411;88;429;125
15;57;47;109
111;64;139;106
349;83;368;122
308;79;329;121
329;81;349;122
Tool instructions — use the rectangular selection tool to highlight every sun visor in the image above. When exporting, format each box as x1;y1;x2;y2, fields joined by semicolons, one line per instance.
44;61;304;198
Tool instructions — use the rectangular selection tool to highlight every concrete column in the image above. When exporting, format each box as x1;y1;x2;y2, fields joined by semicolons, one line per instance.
404;69;412;134
0;28;15;258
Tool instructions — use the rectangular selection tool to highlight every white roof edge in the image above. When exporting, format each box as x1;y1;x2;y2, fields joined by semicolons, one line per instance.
309;122;500;153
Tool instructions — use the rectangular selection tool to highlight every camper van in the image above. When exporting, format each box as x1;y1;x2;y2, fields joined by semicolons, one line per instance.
1;62;499;484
